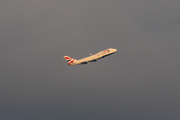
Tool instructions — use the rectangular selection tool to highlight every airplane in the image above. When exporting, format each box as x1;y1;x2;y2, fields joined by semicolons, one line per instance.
64;48;117;65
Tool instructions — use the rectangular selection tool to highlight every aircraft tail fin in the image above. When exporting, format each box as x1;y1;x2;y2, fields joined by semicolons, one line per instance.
63;56;76;65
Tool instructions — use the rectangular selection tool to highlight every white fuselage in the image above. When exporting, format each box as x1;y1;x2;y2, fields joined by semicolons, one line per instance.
71;48;117;65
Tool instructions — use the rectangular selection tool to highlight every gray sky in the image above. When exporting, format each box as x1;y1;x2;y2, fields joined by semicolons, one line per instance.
1;0;180;120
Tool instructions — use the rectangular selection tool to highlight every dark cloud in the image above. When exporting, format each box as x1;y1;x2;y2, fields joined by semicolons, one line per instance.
1;0;180;120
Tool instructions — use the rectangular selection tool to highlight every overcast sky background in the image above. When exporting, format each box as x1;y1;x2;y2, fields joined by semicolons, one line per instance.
1;0;180;120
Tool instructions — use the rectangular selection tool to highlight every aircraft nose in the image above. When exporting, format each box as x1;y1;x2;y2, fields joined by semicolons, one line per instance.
114;49;117;52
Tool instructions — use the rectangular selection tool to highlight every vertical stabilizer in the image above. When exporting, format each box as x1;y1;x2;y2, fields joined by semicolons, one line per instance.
63;56;76;65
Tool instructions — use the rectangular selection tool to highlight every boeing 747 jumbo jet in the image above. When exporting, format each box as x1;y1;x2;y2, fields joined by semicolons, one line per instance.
64;48;117;65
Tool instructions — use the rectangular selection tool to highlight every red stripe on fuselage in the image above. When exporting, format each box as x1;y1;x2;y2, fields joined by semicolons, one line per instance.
103;49;110;52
